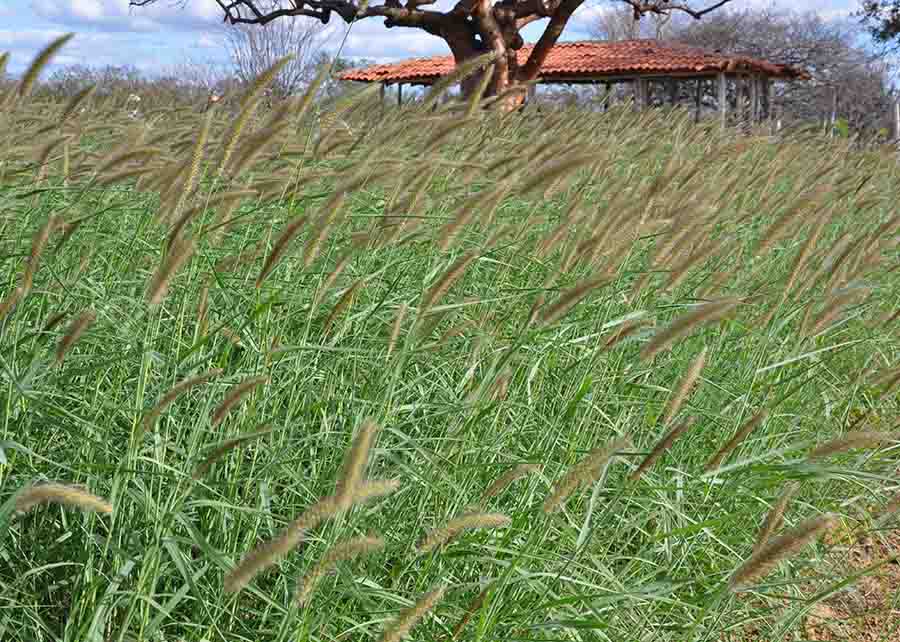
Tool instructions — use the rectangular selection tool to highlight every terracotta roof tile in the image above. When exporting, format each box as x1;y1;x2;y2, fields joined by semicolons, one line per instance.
339;40;807;84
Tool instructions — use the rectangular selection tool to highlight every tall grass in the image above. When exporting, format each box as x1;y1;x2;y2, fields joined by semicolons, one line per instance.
1;35;900;642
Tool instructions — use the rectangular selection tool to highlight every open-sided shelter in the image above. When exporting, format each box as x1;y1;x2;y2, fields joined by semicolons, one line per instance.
339;39;808;124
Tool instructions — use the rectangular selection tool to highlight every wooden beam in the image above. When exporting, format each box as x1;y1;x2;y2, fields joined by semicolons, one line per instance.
398;83;403;107
749;75;759;124
759;76;771;121
717;72;727;129
694;78;702;123
666;78;678;106
639;78;650;110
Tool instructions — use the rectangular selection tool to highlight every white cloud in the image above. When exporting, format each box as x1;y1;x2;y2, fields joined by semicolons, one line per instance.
31;0;224;32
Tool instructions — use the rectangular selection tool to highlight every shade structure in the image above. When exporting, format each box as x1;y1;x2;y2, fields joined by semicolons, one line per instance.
338;40;808;86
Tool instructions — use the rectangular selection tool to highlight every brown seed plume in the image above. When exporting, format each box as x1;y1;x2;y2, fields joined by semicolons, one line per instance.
540;274;612;326
641;299;739;361
147;238;195;305
629;418;695;482
704;410;768;472
334;420;380;509
417;513;511;553
544;436;631;513
55;309;95;364
210;376;268;427
808;431;895;460
660;348;708;427
388;303;408;358
378;586;447;642
256;215;308;288
224;481;399;593
481;464;542;503
729;514;836;591
15;482;112;515
141;369;224;435
752;482;801;554
191;426;272;480
294;535;384;606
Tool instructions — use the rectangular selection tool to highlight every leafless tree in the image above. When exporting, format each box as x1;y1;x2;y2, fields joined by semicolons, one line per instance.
670;7;896;134
590;3;680;41
223;15;327;98
130;0;737;108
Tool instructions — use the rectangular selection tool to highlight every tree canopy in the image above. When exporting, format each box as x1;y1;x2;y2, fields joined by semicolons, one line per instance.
130;0;735;100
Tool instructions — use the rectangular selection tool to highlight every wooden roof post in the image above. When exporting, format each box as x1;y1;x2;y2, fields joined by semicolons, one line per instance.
636;77;650;110
717;72;727;130
694;78;702;123
666;78;678;106
398;83;403;107
759;76;771;122
749;74;759;124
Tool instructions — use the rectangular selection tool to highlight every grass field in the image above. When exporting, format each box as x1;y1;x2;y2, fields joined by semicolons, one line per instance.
2;39;900;642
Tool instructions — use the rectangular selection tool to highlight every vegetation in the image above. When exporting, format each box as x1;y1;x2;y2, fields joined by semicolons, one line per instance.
2;36;900;642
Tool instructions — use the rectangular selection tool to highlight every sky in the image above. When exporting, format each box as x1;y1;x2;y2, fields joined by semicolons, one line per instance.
1;0;860;77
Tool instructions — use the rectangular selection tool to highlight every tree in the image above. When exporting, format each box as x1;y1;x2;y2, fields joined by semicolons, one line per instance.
590;3;680;41
130;0;736;105
859;1;900;48
670;7;895;134
224;16;326;97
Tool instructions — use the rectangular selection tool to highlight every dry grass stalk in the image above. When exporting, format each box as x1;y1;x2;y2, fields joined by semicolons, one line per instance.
214;238;264;273
417;513;511;553
141;369;224;434
42;311;68;332
324;280;362;334
15;482;112;515
59;84;95;124
807;289;870;337
55;309;95;364
95;147;162;178
388;303;408;358
629;418;695;482
543;436;631;513
660;348;708;427
481;464;541;503
314;251;353;308
294;535;384;606
540;274;612;326
421;252;478;314
641;299;739;361
729;514;837;591
808;431;895;460
601;319;648;350
147;238;195;305
752;482;801;554
448;584;491;641
22;215;58;291
334;420;380;509
255;215;309;287
0;287;23;321
217;55;293;176
191;426;272;480
378;586;447;642
18;34;73;98
225;480;400;593
210;376;268;427
704;410;768;472
196;285;209;337
304;192;350;269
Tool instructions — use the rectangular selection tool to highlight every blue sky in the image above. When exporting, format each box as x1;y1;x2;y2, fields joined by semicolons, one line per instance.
2;0;858;77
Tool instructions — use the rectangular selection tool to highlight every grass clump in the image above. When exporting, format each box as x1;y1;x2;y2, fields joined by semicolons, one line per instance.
1;34;900;642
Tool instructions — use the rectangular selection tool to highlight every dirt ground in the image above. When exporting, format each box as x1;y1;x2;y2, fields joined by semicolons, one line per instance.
720;511;900;642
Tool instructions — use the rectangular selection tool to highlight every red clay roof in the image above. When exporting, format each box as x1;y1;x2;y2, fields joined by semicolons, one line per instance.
339;40;807;84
